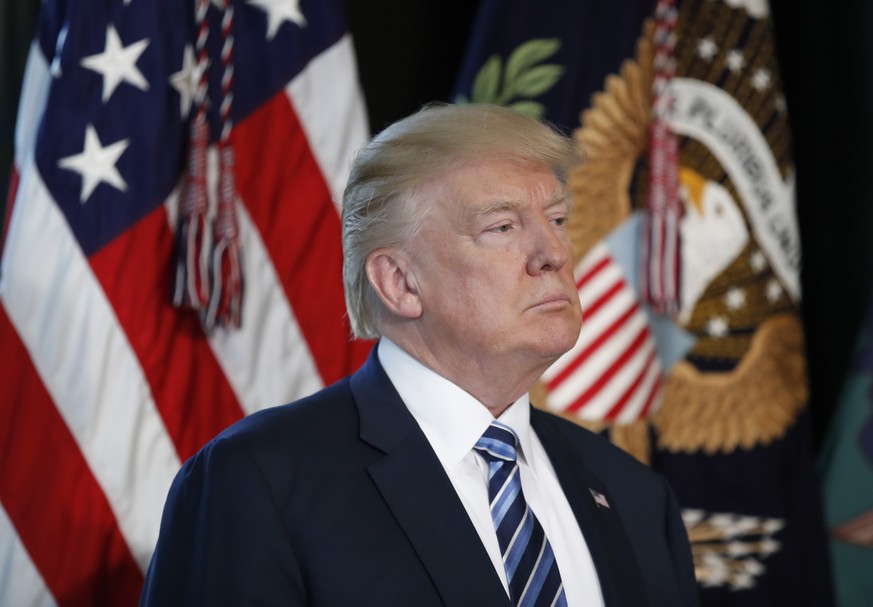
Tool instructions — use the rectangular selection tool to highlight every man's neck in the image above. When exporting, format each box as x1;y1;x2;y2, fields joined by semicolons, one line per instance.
380;333;551;417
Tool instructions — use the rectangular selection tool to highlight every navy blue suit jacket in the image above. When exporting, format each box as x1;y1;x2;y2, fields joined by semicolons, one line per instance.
140;349;699;606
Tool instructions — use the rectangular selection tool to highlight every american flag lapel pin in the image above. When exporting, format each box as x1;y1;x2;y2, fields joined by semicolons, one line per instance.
589;488;610;509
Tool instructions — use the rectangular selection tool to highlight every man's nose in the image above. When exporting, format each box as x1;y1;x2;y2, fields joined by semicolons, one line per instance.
526;219;571;275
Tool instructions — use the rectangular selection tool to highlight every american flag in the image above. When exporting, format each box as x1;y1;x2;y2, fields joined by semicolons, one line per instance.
542;242;663;424
0;0;372;604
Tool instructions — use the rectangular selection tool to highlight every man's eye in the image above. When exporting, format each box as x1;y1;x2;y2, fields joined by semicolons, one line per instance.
552;216;568;227
490;224;512;233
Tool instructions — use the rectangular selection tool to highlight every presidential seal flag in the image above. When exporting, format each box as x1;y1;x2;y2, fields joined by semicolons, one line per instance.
454;0;834;604
0;0;371;604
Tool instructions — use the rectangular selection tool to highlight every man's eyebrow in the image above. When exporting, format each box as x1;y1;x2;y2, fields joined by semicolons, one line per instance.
472;192;570;217
547;192;571;207
473;190;570;217
472;200;522;217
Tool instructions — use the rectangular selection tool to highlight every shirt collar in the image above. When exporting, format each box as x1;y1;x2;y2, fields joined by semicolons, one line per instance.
378;338;535;466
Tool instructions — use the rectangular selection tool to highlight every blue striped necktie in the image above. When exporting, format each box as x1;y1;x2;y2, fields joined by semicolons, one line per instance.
474;421;568;607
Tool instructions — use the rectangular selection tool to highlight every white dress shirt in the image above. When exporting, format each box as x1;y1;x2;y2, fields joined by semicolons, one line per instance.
378;339;604;606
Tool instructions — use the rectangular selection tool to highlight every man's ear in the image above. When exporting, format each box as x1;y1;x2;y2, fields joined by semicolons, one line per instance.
365;248;423;319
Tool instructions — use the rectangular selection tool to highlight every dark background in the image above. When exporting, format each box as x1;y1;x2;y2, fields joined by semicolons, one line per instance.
3;0;871;450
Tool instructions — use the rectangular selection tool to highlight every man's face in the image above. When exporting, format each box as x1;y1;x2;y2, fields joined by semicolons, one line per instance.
408;159;582;372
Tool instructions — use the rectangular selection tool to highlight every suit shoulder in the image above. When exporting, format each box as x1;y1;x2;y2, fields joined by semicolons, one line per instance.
534;409;656;477
195;376;357;464
533;410;679;513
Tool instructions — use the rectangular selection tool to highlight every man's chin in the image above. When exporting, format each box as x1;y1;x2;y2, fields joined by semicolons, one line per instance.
529;328;580;365
541;317;581;351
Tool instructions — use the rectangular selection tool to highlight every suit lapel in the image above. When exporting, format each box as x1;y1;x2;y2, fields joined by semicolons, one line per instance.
350;350;510;606
531;410;649;607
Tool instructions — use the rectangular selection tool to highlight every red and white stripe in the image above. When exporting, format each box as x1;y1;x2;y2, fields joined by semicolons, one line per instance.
543;243;663;424
0;32;370;607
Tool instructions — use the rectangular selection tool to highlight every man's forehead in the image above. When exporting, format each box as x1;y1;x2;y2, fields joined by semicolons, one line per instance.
427;158;570;223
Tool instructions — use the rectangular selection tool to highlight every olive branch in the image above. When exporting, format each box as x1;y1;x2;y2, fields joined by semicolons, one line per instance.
455;38;564;119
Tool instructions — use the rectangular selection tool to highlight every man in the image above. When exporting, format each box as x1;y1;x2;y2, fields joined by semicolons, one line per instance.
140;104;699;606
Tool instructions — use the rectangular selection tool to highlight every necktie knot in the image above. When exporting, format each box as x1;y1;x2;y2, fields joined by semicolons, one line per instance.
474;421;518;464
